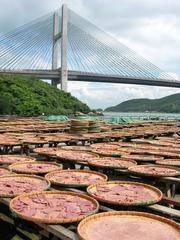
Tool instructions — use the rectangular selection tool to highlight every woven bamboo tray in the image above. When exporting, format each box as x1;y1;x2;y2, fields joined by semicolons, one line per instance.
0;140;21;146
0;166;11;176
61;145;92;152
91;149;122;157
123;154;164;162
128;164;180;177
9;161;62;174
0;174;50;197
78;211;180;240
156;159;180;167
71;119;89;126
90;143;119;150
33;147;62;156
0;155;36;165
87;157;137;169
45;169;108;187
87;181;162;206
56;151;99;162
10;190;99;224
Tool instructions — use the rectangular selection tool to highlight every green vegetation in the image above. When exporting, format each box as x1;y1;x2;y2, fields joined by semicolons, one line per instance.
0;75;91;116
105;93;180;113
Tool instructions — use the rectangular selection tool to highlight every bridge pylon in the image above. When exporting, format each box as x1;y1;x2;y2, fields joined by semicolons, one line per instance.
52;4;68;91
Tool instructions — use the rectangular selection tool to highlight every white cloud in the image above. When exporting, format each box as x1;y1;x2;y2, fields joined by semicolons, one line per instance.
0;0;180;109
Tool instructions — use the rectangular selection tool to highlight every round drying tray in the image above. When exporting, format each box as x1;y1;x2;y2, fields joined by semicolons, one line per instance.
33;147;62;156
87;181;162;206
87;157;137;169
61;145;92;151
123;154;164;162
90;143;120;150
10;190;99;224
56;151;99;162
0;155;36;165
156;159;180;167
9;161;62;174
128;164;180;177
0;174;50;198
45;169;108;188
77;211;180;240
91;149;123;157
0;166;11;176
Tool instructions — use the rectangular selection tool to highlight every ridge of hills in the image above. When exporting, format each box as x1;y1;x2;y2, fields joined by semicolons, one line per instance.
105;93;180;113
0;75;91;116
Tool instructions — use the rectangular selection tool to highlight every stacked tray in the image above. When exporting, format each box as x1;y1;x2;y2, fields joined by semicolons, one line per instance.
88;121;101;133
70;120;89;135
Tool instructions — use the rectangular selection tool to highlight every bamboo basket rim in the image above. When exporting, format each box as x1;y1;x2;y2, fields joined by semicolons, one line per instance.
91;149;122;157
87;181;163;206
139;150;180;157
9;161;62;174
0;166;11;174
87;158;137;169
10;190;99;224
21;139;48;144
33;147;62;156
122;154;164;161
128;164;180;177
156;160;180;167
0;174;51;197
77;211;180;240
90;143;120;149
45;169;108;187
61;146;92;151
56;151;99;162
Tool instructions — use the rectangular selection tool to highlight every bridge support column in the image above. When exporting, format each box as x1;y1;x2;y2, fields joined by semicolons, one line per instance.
51;4;68;91
51;79;58;87
52;12;59;88
52;12;59;72
60;4;68;92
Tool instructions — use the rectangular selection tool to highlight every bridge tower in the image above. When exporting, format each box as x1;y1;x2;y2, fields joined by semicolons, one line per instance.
52;4;68;92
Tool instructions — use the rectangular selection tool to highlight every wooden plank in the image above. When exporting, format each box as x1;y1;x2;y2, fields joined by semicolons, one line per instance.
37;224;79;240
100;201;180;219
115;169;180;185
157;177;180;185
161;196;180;207
147;204;180;219
0;198;79;240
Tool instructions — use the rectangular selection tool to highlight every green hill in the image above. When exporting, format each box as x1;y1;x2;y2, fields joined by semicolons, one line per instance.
0;75;90;116
105;93;180;113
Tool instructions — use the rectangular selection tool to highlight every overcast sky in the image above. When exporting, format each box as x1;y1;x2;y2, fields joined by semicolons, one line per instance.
0;0;180;109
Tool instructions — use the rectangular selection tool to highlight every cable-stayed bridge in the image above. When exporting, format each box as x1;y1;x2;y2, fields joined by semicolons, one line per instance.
0;4;180;91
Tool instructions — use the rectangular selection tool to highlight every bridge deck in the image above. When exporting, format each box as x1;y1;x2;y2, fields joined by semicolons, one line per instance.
0;69;180;88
